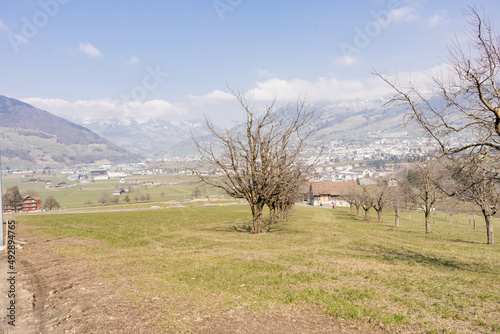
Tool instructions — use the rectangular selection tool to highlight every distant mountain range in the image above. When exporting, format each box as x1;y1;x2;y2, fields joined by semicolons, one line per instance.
80;117;215;157
316;100;416;142
0;94;421;169
0;95;140;169
77;100;418;158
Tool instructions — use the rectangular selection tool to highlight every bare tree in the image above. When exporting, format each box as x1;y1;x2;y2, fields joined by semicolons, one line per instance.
2;186;22;212
345;185;362;216
98;192;110;205
360;185;375;222
440;197;461;225
376;7;500;241
193;90;321;234
386;178;413;228
192;187;202;198
372;181;389;224
445;156;499;244
377;7;500;166
406;161;444;234
43;195;60;211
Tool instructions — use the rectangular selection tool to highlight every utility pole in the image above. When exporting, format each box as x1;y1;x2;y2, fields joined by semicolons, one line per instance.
0;152;5;251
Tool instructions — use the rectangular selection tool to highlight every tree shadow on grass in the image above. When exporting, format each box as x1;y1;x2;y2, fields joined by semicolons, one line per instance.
208;221;288;234
356;245;499;275
334;210;368;223
232;225;252;233
388;228;485;245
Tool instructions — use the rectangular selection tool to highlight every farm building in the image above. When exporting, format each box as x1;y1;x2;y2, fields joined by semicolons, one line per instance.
2;195;43;213
309;181;357;207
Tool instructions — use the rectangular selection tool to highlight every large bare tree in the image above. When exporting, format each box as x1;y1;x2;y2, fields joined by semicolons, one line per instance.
377;7;500;165
377;6;500;242
193;90;321;234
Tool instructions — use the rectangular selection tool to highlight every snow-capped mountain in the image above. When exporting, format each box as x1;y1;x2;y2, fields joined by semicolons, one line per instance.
79;117;212;156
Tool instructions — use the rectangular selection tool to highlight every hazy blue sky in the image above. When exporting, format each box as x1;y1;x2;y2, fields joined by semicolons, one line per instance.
1;0;499;125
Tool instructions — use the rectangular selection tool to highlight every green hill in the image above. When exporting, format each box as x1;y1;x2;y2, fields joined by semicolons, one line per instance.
0;95;141;168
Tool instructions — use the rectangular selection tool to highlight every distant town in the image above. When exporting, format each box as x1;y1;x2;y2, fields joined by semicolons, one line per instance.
1;130;438;185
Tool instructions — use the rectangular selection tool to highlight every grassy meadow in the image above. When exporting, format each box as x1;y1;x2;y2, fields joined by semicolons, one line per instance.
2;173;221;209
14;204;500;333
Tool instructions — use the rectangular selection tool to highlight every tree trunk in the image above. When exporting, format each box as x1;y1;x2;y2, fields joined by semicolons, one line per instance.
356;205;361;216
376;209;383;223
269;206;277;225
284;206;291;221
425;213;432;234
349;204;354;214
364;208;370;221
278;206;285;222
485;214;495;245
395;208;400;228
251;204;264;233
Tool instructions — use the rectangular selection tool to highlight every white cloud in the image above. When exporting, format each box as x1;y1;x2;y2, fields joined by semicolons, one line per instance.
333;55;359;67
188;65;448;106
188;77;391;104
21;64;450;126
187;90;235;105
78;41;102;58
20;97;186;121
388;6;419;24
426;10;449;28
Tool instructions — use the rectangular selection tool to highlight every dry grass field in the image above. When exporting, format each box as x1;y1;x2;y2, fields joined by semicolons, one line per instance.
5;203;499;333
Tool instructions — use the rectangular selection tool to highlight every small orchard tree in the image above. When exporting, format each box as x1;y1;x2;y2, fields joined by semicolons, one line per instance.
446;156;499;244
192;187;202;198
2;186;22;212
359;185;375;222
406;160;445;234
345;185;362;216
43;195;60;211
98;192;110;205
372;180;389;224
386;178;413;228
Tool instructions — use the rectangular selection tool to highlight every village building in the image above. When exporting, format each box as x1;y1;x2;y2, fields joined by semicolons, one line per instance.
112;188;127;196
90;170;109;180
2;195;43;213
309;180;357;207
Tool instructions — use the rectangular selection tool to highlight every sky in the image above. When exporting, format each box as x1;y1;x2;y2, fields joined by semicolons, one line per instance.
1;0;500;126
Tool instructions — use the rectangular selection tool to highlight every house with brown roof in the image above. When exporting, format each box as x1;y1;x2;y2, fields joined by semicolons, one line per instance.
2;195;43;213
309;181;357;207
